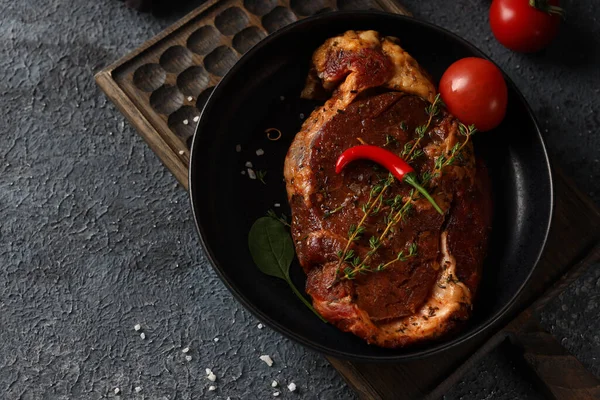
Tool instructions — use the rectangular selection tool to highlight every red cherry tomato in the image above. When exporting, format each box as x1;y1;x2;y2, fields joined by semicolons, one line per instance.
490;0;563;53
439;57;508;132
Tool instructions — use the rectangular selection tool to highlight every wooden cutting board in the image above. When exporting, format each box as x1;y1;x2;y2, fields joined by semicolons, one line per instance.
95;1;600;398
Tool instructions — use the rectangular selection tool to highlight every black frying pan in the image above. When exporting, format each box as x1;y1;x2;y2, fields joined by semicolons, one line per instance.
189;11;553;362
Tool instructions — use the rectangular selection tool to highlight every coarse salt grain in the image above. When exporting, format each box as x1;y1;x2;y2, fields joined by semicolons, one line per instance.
182;347;190;353
183;119;189;125
206;368;212;375
245;161;253;168
213;337;219;342
114;388;120;394
271;380;278;387
135;386;142;393
256;148;264;156
185;355;192;361
259;355;273;367
273;391;280;397
134;324;141;331
248;169;256;180
236;145;241;152
178;150;184;155
209;386;216;391
193;116;200;122
287;382;297;392
257;323;264;329
188;96;193;101
207;371;217;382
140;332;146;340
274;203;281;208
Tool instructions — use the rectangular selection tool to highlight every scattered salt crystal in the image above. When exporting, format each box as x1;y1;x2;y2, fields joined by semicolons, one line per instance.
134;324;141;331
207;371;217;382
257;323;264;329
271;380;278;387
248;169;256;180
206;368;212;375
213;337;219;342
273;391;280;397
135;386;142;393
178;150;184;155
183;119;189;125
236;144;241;152
140;332;146;340
259;355;273;367
185;355;192;361
193;116;200;122
188;96;193;101
256;148;264;156
274;203;281;208
114;388;120;394
287;382;297;392
182;347;190;353
209;386;216;391
245;161;253;168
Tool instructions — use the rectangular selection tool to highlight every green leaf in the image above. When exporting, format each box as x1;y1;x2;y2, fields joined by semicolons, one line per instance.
248;217;327;323
401;142;412;157
248;217;295;281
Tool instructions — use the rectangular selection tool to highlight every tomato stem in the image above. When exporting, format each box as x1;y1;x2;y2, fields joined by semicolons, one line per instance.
529;0;566;19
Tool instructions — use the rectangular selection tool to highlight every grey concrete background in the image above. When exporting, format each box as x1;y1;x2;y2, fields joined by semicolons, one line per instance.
0;0;597;399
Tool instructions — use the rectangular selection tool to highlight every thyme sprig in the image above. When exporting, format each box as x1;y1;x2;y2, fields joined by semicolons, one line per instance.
333;173;395;279
342;241;418;280
431;123;477;179
340;190;416;280
384;134;399;148
402;94;444;161
324;204;345;219
377;241;418;271
419;122;477;188
256;170;267;184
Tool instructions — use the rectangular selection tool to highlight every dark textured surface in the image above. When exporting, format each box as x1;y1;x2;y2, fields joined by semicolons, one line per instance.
0;0;598;399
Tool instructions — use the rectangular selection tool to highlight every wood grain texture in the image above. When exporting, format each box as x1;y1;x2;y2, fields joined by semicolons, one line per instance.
512;319;600;400
95;2;600;399
508;244;600;400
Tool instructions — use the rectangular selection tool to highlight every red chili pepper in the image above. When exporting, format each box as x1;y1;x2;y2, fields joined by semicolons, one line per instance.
335;145;444;215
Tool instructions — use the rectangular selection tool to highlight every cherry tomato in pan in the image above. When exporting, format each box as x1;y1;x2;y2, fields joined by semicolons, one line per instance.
439;57;508;132
490;0;564;53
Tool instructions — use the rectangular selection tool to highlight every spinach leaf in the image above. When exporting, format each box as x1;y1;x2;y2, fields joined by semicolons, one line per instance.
248;217;294;280
248;217;326;323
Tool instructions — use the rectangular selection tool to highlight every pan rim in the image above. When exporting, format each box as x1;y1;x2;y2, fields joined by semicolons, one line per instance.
189;10;554;362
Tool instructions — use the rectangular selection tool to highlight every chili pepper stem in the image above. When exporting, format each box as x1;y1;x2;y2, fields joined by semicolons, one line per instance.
403;173;444;215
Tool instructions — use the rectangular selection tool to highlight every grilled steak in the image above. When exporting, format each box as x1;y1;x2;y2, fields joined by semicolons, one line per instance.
284;31;492;347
